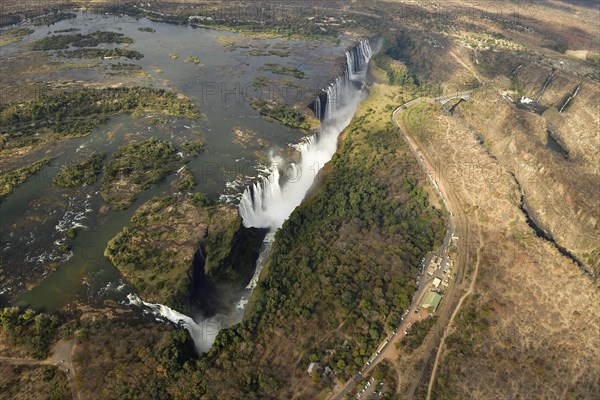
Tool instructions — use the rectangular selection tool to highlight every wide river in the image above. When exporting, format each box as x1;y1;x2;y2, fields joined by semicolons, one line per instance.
0;11;353;312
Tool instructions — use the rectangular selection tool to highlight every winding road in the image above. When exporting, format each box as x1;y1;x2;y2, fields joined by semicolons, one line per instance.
329;91;475;400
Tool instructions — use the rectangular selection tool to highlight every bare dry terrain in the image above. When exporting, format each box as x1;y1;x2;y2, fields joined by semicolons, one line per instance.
398;96;599;399
370;1;600;398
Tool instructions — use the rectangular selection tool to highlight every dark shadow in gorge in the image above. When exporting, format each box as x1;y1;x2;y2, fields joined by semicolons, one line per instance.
189;225;267;318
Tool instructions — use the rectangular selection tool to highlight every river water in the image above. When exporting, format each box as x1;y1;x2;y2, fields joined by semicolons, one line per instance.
0;11;351;311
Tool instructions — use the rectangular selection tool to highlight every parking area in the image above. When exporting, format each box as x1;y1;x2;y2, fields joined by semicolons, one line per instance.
356;377;386;399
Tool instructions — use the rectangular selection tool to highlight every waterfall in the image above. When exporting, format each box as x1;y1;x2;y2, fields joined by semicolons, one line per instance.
238;39;373;230
536;70;555;103
131;39;375;355
559;84;580;113
127;293;221;354
314;95;322;121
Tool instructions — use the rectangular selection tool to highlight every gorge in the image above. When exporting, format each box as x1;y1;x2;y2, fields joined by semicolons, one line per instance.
129;39;376;353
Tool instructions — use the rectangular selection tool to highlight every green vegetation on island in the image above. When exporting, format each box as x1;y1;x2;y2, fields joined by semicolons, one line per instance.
0;158;53;198
250;99;311;130
0;87;198;151
253;76;269;88
100;138;183;210
107;63;144;74
138;27;156;33
104;194;240;310
56;48;144;60
93;3;342;40
185;56;201;64
32;12;76;26
53;153;106;188
53;28;79;34
29;31;134;51
248;49;290;57
180;141;206;156
174;166;197;191
262;63;306;79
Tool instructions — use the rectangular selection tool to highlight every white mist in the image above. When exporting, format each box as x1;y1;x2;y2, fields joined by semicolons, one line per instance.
239;40;373;230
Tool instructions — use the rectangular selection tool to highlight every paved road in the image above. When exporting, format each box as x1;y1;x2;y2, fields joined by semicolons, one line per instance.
330;93;472;400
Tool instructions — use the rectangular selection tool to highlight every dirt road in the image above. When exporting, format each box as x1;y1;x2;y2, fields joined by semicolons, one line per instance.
391;98;478;399
329;93;475;400
0;339;80;400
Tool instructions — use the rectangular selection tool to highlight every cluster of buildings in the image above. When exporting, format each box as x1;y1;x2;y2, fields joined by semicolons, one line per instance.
307;362;334;382
421;247;457;313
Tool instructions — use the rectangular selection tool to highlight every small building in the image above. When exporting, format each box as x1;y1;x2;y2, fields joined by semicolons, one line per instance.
322;366;333;381
307;362;321;376
422;291;442;312
432;277;441;288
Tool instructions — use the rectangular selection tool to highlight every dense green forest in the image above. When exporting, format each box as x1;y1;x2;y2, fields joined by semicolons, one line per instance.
56;48;144;59
100;138;183;210
31;12;76;26
28;31;134;51
72;320;195;399
397;315;438;353
251;99;311;130
53;153;106;188
373;53;416;87
0;364;71;400
0;307;60;359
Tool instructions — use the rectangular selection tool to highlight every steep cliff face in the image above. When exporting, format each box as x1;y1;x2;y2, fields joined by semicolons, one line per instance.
456;79;599;276
105;194;255;311
202;223;266;284
514;62;600;167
